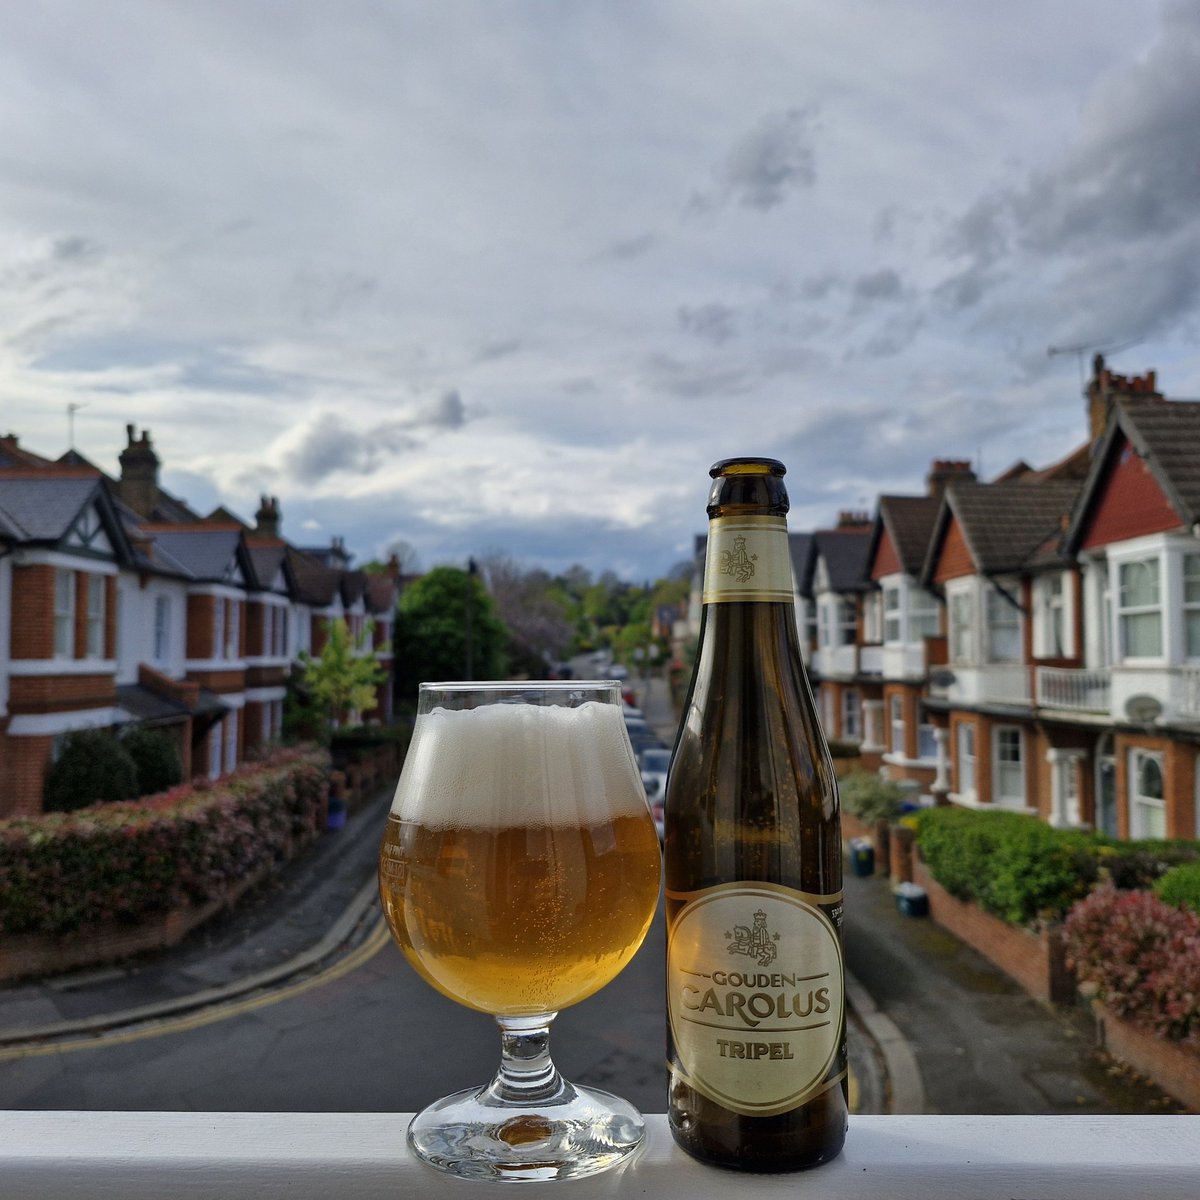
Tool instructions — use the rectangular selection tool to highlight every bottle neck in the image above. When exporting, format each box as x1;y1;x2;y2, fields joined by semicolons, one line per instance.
702;514;793;606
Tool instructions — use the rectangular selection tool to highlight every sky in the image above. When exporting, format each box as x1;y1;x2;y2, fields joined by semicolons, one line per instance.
2;1;1200;582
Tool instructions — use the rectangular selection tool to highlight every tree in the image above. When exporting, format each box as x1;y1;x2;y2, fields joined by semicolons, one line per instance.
393;566;508;702
43;729;139;812
297;618;388;729
480;553;574;674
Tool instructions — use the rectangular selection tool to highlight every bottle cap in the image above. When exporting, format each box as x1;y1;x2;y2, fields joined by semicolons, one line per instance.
709;457;786;478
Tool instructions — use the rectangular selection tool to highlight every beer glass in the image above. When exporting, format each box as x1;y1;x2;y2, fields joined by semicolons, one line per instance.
379;681;662;1182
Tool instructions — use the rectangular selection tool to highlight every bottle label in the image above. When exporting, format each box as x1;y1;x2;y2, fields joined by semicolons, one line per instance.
667;881;845;1117
702;515;793;604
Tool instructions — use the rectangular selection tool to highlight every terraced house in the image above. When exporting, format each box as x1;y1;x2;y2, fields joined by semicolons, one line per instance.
688;356;1200;840
0;425;397;818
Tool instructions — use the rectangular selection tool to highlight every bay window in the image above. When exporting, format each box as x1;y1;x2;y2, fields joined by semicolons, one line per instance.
1118;557;1162;658
957;722;976;799
909;587;940;641
890;695;905;756
154;595;171;663
986;586;1021;663
1185;552;1200;659
838;598;857;645
85;575;106;658
54;569;75;657
883;584;902;643
842;688;860;740
950;591;972;664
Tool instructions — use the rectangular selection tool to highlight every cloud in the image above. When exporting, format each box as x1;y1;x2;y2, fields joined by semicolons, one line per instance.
852;269;904;303
284;391;469;483
678;303;738;345
692;106;819;213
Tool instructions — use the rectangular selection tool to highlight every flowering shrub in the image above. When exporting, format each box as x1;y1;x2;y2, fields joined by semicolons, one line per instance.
1065;885;1200;1045
0;747;329;937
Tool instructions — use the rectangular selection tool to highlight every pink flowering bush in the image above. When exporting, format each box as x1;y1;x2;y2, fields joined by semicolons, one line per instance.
1064;884;1200;1046
0;746;329;937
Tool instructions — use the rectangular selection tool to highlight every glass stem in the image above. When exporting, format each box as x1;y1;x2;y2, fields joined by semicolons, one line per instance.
488;1013;572;1106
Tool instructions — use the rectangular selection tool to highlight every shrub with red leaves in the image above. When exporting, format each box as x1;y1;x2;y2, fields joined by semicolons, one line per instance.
0;746;330;937
1064;885;1200;1046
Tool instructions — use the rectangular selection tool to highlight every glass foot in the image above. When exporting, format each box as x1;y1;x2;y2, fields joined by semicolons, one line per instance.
407;1078;646;1183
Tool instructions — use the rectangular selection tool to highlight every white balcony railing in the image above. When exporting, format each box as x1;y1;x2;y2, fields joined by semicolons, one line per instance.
1035;667;1112;714
2;1113;1198;1198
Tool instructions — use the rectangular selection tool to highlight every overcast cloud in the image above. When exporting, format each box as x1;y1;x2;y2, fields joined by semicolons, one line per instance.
1;0;1197;580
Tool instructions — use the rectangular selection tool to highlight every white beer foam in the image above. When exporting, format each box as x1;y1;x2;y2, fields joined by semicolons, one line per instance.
389;700;648;828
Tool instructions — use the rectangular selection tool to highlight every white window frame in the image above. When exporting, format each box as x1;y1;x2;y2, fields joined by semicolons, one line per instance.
1034;572;1073;659
992;726;1026;808
957;722;976;800
1184;551;1200;661
213;600;226;662
208;720;223;779
862;591;882;644
85;575;105;659
54;568;75;659
226;600;241;660
153;595;171;664
223;712;237;774
890;694;905;756
986;583;1022;664
1116;556;1163;662
842;688;861;740
909;585;940;643
948;585;973;665
917;716;937;763
1129;748;1166;839
883;583;902;644
837;598;856;646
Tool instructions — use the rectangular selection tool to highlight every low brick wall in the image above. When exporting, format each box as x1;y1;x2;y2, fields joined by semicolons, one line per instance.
1093;1001;1200;1112
841;811;874;843
913;857;1075;1006
0;861;272;984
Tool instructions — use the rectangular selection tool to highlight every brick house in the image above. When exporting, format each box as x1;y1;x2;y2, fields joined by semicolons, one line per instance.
0;427;398;817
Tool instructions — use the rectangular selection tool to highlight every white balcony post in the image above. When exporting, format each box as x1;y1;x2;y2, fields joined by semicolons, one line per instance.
932;725;950;790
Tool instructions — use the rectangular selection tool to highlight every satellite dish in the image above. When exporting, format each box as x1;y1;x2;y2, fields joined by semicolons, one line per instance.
1124;694;1163;724
928;668;957;689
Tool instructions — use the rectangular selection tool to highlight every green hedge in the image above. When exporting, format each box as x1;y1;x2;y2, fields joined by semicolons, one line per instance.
1154;862;1200;916
914;807;1200;928
0;747;329;937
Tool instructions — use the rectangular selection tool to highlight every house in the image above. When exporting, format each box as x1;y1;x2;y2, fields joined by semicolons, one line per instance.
0;426;398;818
859;465;962;785
1060;379;1200;838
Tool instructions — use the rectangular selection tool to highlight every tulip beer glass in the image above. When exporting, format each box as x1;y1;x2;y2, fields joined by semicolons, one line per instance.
378;681;662;1182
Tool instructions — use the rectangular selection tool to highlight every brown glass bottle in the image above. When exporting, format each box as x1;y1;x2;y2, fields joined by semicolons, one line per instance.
664;457;847;1172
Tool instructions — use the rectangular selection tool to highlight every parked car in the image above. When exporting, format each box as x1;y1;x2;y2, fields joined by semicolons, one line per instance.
639;747;670;840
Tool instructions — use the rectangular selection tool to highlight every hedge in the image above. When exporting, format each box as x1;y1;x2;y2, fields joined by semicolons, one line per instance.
1154;863;1200;916
1065;885;1200;1046
0;746;329;937
913;807;1200;929
839;770;907;825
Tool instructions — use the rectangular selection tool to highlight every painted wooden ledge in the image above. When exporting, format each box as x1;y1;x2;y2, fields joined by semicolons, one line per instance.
1;1113;1198;1198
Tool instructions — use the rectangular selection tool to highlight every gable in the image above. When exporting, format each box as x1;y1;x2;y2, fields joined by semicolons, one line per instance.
62;501;114;558
1081;433;1183;551
870;527;901;581
933;515;976;585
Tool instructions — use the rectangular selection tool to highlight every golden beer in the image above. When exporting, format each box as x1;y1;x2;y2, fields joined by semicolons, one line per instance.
380;811;662;1014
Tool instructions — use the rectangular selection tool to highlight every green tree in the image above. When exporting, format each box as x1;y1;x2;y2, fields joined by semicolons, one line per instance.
43;728;139;812
297;617;388;729
393;566;508;702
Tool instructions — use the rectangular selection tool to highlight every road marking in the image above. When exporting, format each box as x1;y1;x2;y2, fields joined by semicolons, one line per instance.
0;919;393;1062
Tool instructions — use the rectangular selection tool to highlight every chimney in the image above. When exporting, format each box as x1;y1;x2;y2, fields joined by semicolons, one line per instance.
116;425;161;518
926;458;976;499
836;510;872;531
255;494;281;539
1086;353;1163;446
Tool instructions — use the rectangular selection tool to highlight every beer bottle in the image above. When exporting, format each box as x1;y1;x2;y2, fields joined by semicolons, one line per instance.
664;456;847;1172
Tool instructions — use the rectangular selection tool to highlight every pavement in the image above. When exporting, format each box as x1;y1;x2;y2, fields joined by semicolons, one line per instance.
0;671;1188;1116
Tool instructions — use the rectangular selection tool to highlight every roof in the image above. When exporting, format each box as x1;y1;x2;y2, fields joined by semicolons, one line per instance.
141;527;245;583
247;543;288;591
287;547;341;606
115;683;192;726
365;573;397;613
0;474;103;542
1065;398;1200;552
873;495;940;577
788;532;814;593
925;478;1082;580
811;528;873;593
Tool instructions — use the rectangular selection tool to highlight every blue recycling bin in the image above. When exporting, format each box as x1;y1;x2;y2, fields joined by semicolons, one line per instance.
849;837;875;877
894;881;929;917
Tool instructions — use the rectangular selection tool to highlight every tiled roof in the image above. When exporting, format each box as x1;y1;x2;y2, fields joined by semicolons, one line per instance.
788;533;814;591
287;547;340;606
943;479;1082;574
878;495;940;576
142;527;244;582
1122;399;1200;525
0;475;101;542
812;528;873;592
247;543;288;591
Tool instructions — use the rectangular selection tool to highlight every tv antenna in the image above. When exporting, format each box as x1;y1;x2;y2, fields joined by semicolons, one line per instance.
1047;336;1143;387
66;402;88;449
